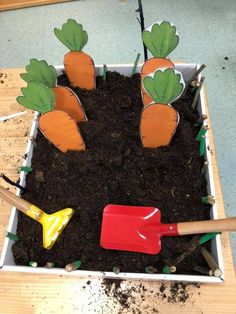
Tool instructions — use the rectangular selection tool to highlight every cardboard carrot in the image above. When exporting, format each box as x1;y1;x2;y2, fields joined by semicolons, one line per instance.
140;68;185;148
54;19;95;90
141;21;178;106
20;59;87;122
17;82;85;153
39;111;85;153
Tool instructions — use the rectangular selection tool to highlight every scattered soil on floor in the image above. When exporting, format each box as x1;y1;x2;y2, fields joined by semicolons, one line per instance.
101;278;201;311
13;71;211;274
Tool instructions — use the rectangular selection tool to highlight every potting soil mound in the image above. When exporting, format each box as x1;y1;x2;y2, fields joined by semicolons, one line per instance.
13;72;211;274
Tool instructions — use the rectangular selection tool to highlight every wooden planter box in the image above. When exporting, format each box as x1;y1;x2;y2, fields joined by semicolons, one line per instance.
0;63;224;283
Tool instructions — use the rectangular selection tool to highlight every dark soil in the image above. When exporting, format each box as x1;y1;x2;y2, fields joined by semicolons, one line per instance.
13;71;211;274
101;278;200;311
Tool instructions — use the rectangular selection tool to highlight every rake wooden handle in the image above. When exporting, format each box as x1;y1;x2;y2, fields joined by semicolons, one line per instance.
177;217;236;235
0;185;31;214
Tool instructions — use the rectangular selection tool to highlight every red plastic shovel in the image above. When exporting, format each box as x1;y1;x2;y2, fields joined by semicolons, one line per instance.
100;204;236;254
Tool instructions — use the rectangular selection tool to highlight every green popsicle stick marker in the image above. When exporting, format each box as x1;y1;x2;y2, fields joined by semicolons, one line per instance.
112;266;120;274
199;232;220;245
202;195;215;205
131;53;141;76
196;125;208;141
65;260;81;272
103;64;107;82
18;166;33;173
145;266;157;273
199;137;206;156
6;232;19;241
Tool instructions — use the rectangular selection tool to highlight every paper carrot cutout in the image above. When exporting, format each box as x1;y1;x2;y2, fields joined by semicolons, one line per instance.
39;111;85;153
54;19;96;90
17;82;85;153
141;21;178;106
140;68;185;148
20;59;87;122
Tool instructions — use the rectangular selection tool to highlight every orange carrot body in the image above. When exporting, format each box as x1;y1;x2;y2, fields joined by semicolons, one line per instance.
141;58;174;106
39;110;85;153
53;86;87;122
64;51;95;90
140;103;179;148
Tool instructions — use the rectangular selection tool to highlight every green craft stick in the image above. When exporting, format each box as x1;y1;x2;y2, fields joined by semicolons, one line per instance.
6;232;19;241
199;232;220;245
202;195;215;205
162;265;176;274
196;126;207;141
102;64;107;81
65;260;81;272
191;86;198;94
199;137;205;156
18;166;33;173
131;53;141;76
113;266;120;274
29;261;38;267
162;265;171;274
145;266;157;274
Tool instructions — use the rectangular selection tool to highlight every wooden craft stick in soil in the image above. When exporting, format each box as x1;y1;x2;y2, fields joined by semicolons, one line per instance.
20;59;87;122
54;19;95;90
163;232;219;272
187;64;206;87
141;21;178;106
0;185;74;250
200;246;222;277
201;161;209;175
192;265;213;276
140;68;185;148
17;82;85;153
191;76;205;110
45;262;54;268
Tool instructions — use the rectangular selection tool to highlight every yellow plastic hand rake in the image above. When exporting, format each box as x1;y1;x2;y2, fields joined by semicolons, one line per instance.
0;185;74;249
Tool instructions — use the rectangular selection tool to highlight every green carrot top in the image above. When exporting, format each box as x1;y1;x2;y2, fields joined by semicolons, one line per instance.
17;82;55;113
143;68;185;104
54;19;88;52
142;21;179;58
20;59;57;88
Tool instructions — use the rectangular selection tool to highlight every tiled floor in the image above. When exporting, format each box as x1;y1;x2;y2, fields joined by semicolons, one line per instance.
0;0;235;263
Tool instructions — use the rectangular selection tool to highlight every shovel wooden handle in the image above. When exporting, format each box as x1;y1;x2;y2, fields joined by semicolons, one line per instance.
177;217;236;235
0;185;32;214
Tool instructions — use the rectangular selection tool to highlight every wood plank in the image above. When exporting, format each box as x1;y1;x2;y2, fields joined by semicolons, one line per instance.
0;68;235;314
0;0;74;12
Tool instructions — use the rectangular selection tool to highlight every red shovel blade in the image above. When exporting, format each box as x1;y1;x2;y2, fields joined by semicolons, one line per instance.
100;204;178;254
